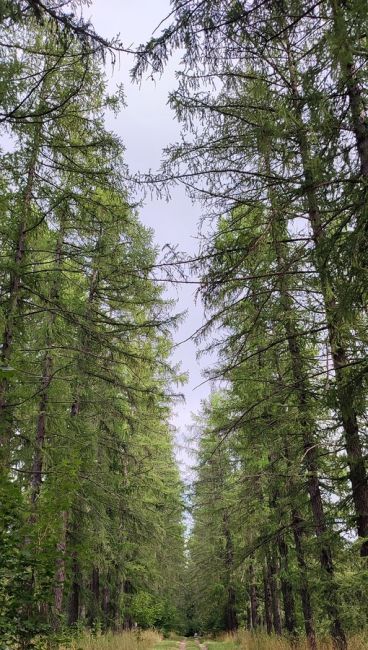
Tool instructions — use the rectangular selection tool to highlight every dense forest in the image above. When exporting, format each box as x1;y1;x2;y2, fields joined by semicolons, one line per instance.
0;1;367;650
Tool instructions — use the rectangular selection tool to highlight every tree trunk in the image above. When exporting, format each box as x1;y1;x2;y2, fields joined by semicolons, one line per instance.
92;566;100;606
87;566;101;626
30;353;52;502
123;579;133;630
263;559;273;635
223;511;238;631
291;511;317;650
330;0;368;178
267;551;282;635
283;436;317;650
31;212;66;502
267;448;296;638
279;265;345;649
287;43;368;561
68;552;81;625
278;533;296;638
264;145;346;647
249;562;259;630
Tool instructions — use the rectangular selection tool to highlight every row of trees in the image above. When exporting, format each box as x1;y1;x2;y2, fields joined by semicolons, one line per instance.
0;5;185;648
134;1;368;648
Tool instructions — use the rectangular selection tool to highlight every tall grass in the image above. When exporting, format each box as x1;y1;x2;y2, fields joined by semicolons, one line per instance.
220;631;368;650
62;630;368;650
64;629;162;650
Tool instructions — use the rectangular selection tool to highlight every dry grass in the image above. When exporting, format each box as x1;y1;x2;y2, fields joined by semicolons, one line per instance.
64;630;162;650
219;631;368;650
62;630;368;650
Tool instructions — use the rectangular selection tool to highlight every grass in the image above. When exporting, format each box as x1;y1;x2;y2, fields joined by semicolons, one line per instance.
212;631;368;650
153;641;181;649
63;630;368;650
206;641;238;650
65;630;162;650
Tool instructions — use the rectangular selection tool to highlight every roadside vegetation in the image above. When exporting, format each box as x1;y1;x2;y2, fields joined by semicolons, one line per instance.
65;631;368;650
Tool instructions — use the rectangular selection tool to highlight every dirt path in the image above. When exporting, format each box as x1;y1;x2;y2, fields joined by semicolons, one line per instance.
179;642;186;650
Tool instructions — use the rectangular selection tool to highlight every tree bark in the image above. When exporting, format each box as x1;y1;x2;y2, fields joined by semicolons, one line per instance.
249;562;259;630
263;558;273;635
283;434;317;650
267;449;296;638
68;552;81;625
291;510;317;650
278;533;296;638
267;550;282;635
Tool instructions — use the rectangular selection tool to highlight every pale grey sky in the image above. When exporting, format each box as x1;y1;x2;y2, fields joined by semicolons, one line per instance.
89;1;210;475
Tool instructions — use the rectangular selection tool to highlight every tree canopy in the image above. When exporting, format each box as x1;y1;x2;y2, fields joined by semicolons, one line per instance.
0;1;367;648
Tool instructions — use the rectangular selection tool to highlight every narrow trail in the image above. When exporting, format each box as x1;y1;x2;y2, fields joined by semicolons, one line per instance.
178;640;207;650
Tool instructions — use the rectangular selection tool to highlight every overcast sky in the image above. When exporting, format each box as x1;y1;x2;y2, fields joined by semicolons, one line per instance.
89;0;210;476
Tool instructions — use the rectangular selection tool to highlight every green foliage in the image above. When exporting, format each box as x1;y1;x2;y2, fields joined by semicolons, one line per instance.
0;6;185;648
